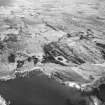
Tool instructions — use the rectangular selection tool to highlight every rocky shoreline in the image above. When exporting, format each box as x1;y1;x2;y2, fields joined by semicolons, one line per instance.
0;0;105;105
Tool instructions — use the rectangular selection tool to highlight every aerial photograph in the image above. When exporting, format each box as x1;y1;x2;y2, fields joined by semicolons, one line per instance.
0;0;105;105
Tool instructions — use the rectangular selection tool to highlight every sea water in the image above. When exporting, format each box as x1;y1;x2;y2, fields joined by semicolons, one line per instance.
0;0;14;7
0;71;88;105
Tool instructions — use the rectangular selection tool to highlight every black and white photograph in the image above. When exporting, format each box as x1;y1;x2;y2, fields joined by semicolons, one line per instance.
0;0;105;105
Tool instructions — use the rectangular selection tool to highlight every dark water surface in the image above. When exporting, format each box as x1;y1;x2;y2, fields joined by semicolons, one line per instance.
96;84;105;102
0;71;88;105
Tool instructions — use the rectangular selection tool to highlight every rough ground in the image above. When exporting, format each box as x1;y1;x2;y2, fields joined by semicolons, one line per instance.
0;0;105;104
